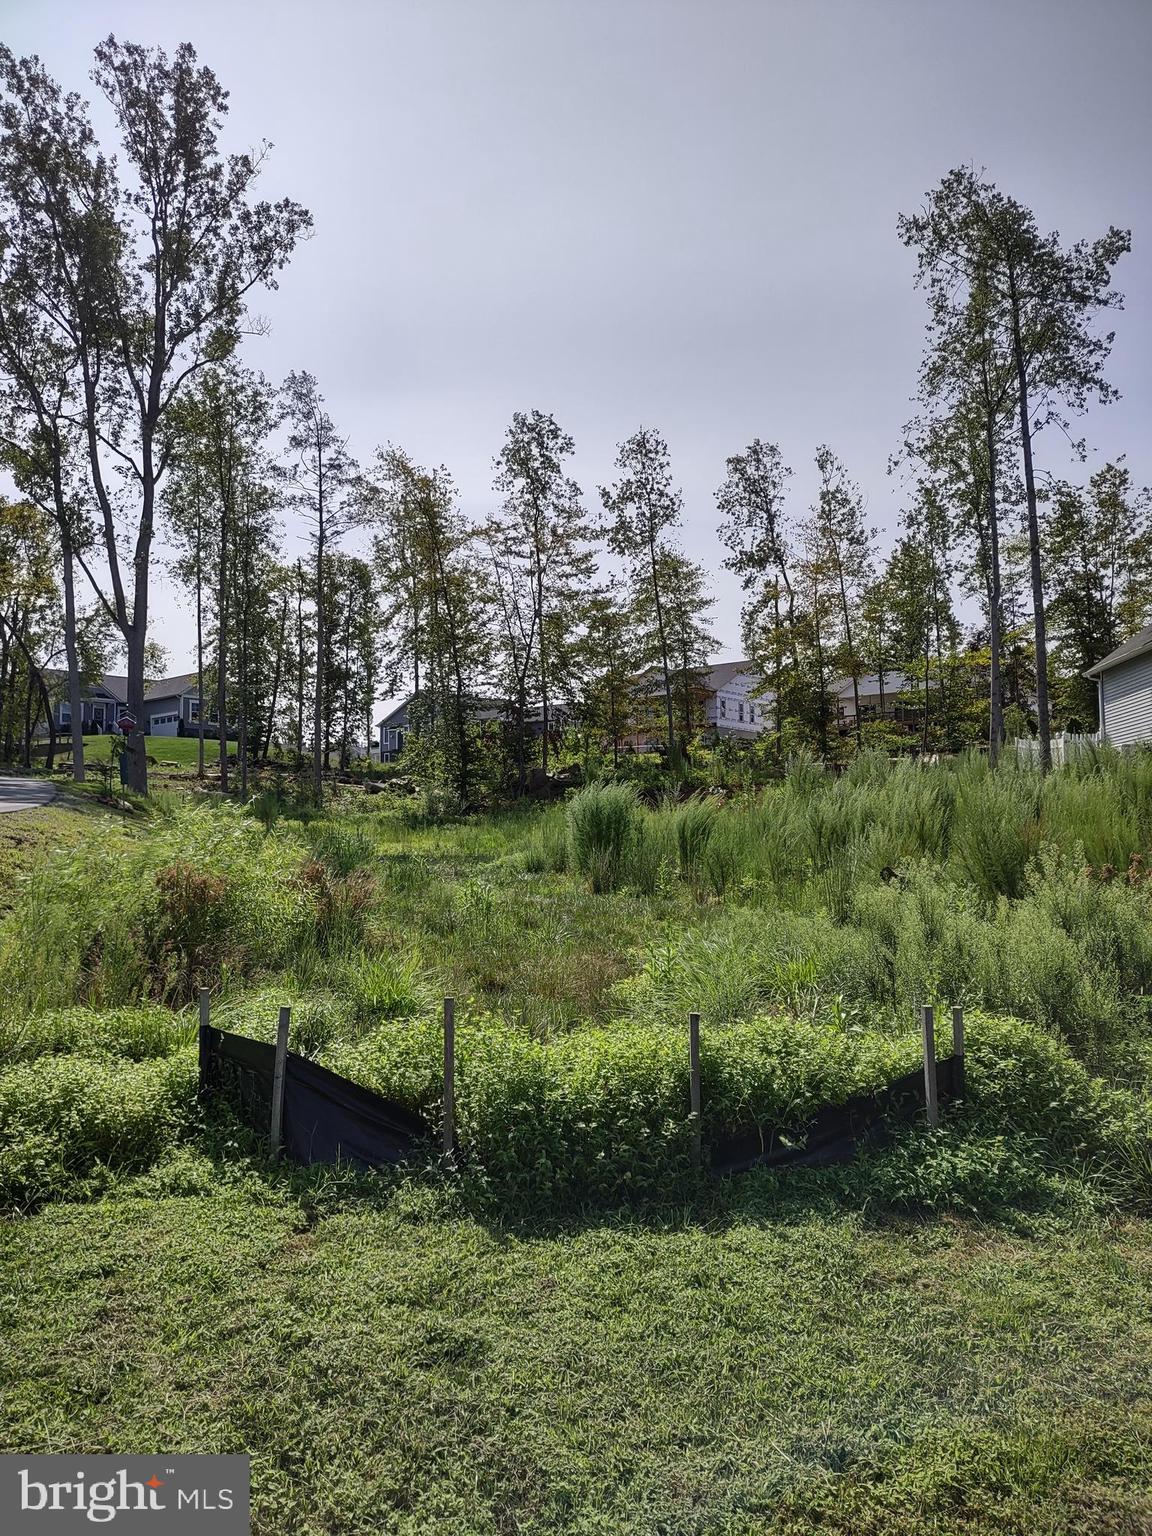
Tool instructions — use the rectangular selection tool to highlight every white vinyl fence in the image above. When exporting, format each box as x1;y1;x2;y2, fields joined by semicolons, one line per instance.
1012;731;1100;767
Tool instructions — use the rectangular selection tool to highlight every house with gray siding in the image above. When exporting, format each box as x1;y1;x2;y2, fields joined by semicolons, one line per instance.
42;669;208;738
377;699;408;762
375;696;571;763
142;673;205;736
1085;626;1152;747
50;673;130;733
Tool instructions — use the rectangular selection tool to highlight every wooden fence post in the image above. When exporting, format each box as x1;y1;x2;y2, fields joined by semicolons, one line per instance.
443;996;456;1167
921;1003;939;1129
951;1004;965;1099
197;986;211;1102
689;1011;702;1168
270;1005;291;1159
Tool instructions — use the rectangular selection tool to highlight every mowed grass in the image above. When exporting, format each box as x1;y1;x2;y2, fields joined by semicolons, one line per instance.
38;733;208;770
2;1176;1151;1536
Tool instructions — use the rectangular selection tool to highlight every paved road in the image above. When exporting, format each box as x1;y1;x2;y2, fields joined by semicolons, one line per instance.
0;777;57;814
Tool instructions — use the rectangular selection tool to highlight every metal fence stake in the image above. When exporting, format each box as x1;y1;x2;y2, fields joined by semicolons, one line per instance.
951;1004;966;1099
443;996;456;1167
270;1006;291;1159
921;1003;939;1129
689;1011;702;1168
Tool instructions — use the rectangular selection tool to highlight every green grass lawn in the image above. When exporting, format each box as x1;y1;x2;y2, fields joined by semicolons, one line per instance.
43;733;208;770
3;1172;1150;1536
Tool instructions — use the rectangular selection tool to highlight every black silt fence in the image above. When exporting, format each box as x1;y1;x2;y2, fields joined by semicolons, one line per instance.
199;997;968;1186
199;1024;426;1169
711;1055;963;1175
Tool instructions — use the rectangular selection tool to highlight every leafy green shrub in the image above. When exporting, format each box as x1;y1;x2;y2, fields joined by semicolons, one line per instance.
0;1049;196;1209
862;1123;1054;1214
566;783;641;893
0;1004;193;1066
329;1009;921;1205
962;1013;1152;1173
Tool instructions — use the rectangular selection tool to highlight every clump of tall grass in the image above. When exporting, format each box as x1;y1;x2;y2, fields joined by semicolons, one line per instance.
305;818;378;875
950;766;1044;900
784;748;825;797
518;804;568;874
247;787;284;832
674;796;719;888
566;782;642;893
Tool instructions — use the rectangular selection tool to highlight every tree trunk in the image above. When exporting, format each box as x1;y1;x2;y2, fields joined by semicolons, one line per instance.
771;586;784;759
195;488;206;779
239;588;249;799
985;419;1005;766
648;537;676;767
217;505;230;794
831;553;862;749
0;631;12;761
295;569;306;765
534;539;550;777
811;578;830;758
263;594;289;761
313;521;326;804
124;622;149;793
1009;275;1052;771
39;667;56;770
59;541;86;782
22;666;33;768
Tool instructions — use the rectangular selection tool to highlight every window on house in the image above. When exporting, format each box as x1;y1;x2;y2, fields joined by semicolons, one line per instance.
60;703;71;725
719;698;726;718
737;700;745;722
748;704;755;724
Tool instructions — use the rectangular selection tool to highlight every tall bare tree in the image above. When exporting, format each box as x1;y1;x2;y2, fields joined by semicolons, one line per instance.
600;428;686;765
0;39;309;790
279;372;355;803
900;169;1129;769
489;410;595;776
716;438;795;748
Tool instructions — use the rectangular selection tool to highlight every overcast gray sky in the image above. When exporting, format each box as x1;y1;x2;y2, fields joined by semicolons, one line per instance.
4;0;1151;684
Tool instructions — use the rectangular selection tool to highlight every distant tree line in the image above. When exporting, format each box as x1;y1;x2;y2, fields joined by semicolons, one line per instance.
0;41;1144;798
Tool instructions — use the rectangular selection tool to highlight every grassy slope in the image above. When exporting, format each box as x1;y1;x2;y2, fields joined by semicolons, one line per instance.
3;786;1152;1533
0;801;133;907
38;734;207;768
3;1178;1150;1536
